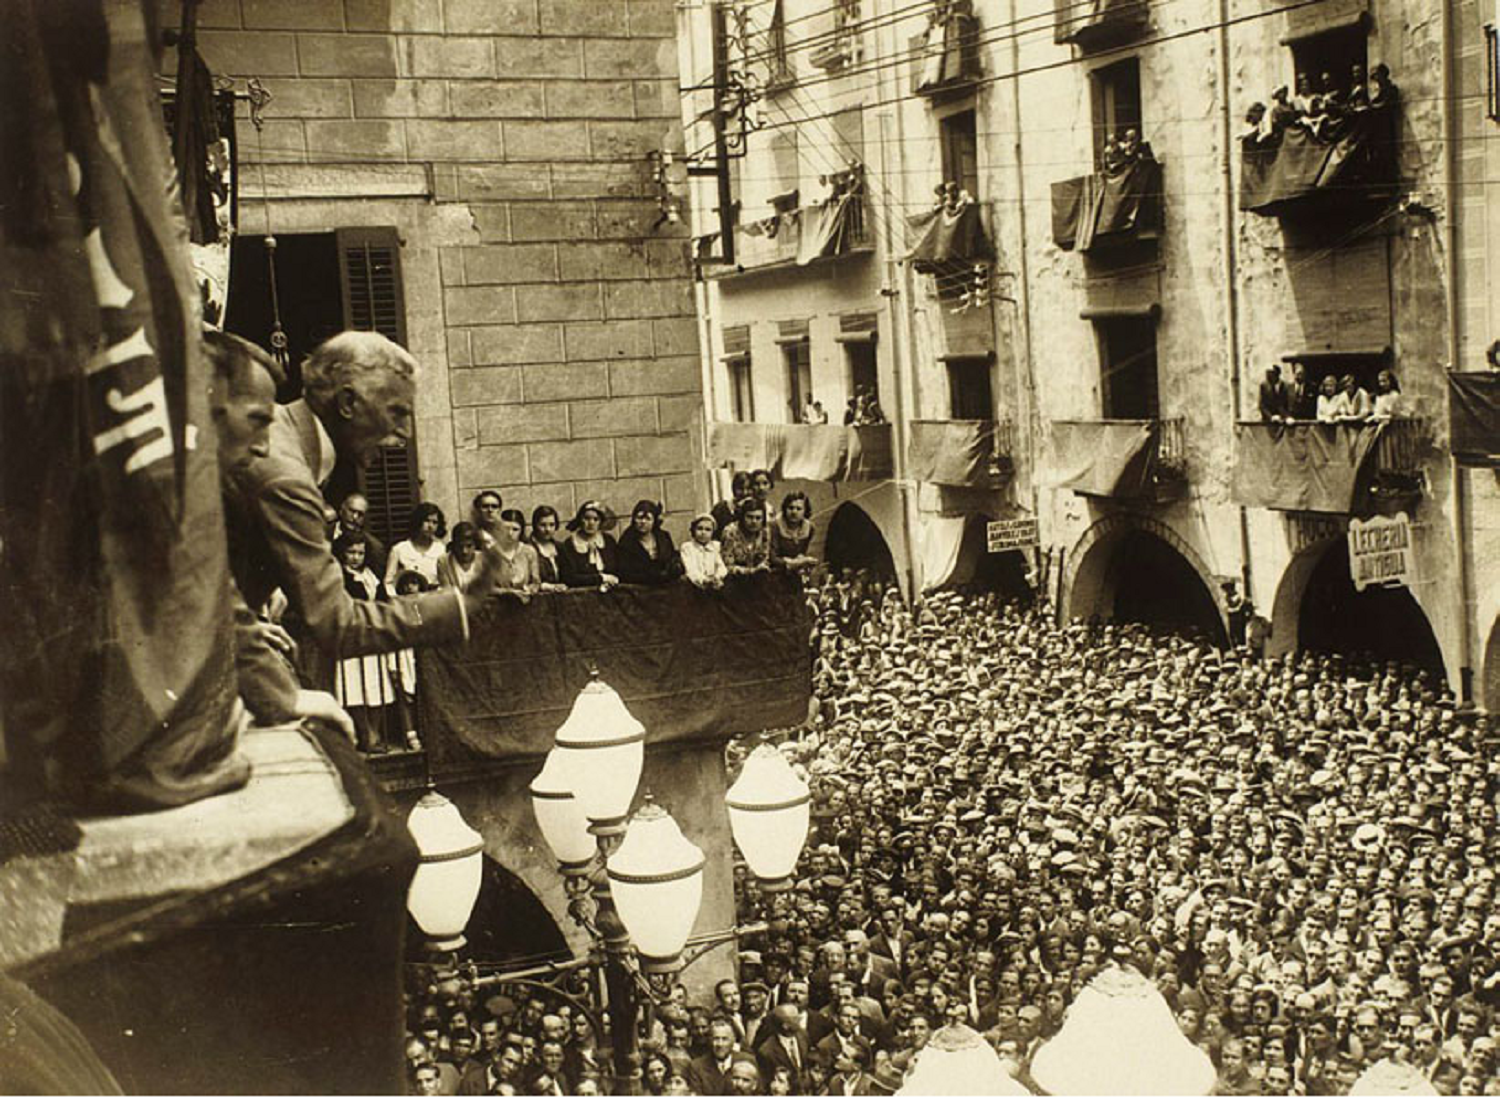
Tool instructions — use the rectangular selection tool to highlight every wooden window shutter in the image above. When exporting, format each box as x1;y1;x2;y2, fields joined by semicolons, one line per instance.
336;226;418;551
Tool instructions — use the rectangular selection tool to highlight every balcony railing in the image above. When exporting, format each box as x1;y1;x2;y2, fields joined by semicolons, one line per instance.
1051;417;1188;502
706;421;893;482
1054;0;1148;50
708;186;872;275
907;418;1014;487
1052;148;1162;252
1230;418;1426;515
910;9;982;96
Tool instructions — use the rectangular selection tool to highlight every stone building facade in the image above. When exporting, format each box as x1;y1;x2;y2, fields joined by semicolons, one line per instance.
682;0;1500;708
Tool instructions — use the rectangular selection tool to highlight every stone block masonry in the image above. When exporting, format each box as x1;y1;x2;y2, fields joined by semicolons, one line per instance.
205;0;705;526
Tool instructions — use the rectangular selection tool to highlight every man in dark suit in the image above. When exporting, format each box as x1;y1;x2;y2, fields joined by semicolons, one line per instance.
1286;361;1318;420
814;1001;875;1071
756;1005;810;1094
1259;363;1290;422
845;929;899;997
685;1017;754;1097
223;331;500;692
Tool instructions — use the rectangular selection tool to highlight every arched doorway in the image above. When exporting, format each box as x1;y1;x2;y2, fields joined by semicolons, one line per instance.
405;855;569;972
824;502;897;582
958;517;1034;600
1296;539;1445;673
1484;617;1500;713
1067;520;1227;646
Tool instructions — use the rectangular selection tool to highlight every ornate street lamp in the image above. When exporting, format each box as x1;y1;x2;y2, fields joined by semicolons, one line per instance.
528;747;595;876
549;675;645;838
1031;965;1215;1096
405;789;484;953
726;742;810;890
606;801;706;974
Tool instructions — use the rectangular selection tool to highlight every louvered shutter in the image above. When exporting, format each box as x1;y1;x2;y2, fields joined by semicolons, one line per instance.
336;227;418;550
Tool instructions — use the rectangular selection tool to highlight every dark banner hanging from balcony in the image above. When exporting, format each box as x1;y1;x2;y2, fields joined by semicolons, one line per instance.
1054;0;1148;48
1449;373;1500;465
417;576;814;766
1239;103;1398;217
907;420;1008;487
705;422;893;482
1231;422;1384;513
0;0;243;812
907;199;991;272
1052;154;1162;251
1050;421;1154;497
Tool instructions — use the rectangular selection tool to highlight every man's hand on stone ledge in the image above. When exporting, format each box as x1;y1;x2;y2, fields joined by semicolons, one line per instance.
294;689;355;744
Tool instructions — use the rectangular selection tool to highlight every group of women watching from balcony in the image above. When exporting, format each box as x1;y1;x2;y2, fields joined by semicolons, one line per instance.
381;478;821;602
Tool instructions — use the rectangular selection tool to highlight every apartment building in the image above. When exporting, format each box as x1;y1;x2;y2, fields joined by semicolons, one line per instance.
681;0;1500;707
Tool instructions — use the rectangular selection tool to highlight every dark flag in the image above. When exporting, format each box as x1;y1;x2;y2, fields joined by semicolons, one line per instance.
0;0;246;810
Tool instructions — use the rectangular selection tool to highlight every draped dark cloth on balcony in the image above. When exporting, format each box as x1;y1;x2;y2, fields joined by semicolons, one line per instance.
705;422;893;481
1239;105;1397;215
1054;0;1148;46
907;420;1007;487
907;201;991;272
417;576;814;766
1449;373;1500;465
1231;422;1384;512
1050;421;1155;497
1051;155;1162;251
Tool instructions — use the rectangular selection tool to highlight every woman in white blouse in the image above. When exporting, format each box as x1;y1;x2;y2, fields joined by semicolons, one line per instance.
384;502;446;591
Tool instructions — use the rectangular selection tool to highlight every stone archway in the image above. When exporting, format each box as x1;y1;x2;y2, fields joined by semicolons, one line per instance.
823;501;898;582
405;854;570;971
1483;617;1500;713
1269;536;1446;675
1062;514;1228;645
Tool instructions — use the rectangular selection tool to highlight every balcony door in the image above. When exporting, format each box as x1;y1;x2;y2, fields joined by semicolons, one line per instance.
946;355;994;420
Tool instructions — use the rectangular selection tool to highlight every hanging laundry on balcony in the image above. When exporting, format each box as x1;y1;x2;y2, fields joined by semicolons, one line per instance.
707;421;787;470
780;424;893;481
911;4;981;94
908;420;1008;487
1239;103;1398;216
1051;153;1162;251
907;194;992;272
1050;421;1155;497
797;167;866;264
1448;372;1500;465
1230;422;1384;513
417;575;814;765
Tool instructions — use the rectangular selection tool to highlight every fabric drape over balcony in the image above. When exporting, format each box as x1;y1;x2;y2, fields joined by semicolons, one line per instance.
1054;0;1148;47
1239;105;1397;216
417;576;813;766
1051;155;1162;251
907;201;992;272
1050;421;1155;497
907;420;1008;487
1231;422;1385;513
705;422;893;481
911;11;981;94
1449;373;1500;465
797;190;861;264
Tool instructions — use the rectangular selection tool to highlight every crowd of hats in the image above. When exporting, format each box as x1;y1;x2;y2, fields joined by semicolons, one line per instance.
720;575;1500;1095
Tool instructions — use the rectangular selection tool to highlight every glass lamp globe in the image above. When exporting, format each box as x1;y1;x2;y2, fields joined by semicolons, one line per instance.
725;742;810;889
1031;965;1216;1096
552;677;645;838
529;748;596;872
606;801;704;973
405;790;484;951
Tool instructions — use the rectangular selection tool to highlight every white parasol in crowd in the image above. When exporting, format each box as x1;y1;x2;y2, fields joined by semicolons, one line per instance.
1350;1059;1438;1096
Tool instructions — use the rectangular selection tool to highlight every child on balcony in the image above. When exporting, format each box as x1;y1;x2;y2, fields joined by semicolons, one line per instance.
682;513;729;590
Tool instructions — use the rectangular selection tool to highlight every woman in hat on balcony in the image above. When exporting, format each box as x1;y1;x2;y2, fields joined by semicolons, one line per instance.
557;500;620;590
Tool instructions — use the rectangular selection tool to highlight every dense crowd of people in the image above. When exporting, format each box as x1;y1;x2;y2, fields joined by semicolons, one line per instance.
401;565;1500;1096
